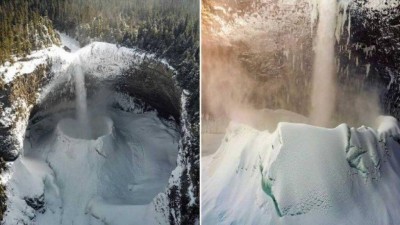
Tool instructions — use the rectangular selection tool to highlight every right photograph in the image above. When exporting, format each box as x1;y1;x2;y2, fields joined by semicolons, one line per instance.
201;0;400;224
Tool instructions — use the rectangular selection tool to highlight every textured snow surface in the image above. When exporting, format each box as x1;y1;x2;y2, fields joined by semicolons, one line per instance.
202;116;400;225
59;33;81;52
0;33;76;84
1;31;172;87
3;109;179;225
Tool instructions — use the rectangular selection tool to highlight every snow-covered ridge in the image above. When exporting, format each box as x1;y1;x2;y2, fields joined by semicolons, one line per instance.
202;116;400;225
1;32;174;85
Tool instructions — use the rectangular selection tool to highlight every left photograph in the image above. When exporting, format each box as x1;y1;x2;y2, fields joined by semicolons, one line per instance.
0;0;199;224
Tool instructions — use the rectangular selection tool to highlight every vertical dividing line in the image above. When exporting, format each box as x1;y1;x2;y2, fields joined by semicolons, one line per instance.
199;0;203;223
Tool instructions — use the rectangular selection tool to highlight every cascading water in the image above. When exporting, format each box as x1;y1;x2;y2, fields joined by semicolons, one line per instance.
310;0;338;127
72;59;92;138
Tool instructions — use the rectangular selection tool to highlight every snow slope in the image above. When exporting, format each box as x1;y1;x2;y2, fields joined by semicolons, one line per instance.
201;109;309;156
2;100;179;225
202;116;400;225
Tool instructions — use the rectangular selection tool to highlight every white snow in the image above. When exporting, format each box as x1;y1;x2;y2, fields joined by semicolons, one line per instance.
58;32;80;52
1;31;173;89
0;47;57;84
0;107;16;128
3;106;179;225
201;108;309;156
202;116;400;225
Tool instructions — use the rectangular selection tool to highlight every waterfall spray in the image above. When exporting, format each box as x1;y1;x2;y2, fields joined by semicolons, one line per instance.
310;0;338;127
73;59;91;137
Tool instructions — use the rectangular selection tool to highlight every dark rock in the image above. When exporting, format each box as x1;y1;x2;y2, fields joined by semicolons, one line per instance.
63;46;71;52
24;194;45;214
0;135;20;161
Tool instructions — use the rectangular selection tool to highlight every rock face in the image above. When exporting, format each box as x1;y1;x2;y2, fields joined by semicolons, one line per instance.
202;0;314;117
0;36;198;224
0;65;52;161
202;0;400;126
337;1;400;121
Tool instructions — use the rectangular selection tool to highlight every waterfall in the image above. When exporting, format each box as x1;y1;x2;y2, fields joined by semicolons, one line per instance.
73;61;91;137
310;0;338;127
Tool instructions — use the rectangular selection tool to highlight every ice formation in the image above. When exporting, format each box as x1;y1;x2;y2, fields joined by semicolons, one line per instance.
202;116;400;225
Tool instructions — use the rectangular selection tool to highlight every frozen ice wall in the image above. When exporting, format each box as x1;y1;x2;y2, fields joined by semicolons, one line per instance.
202;116;400;225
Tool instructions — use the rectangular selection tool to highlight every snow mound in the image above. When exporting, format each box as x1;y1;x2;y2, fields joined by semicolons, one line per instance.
3;109;179;225
202;116;400;225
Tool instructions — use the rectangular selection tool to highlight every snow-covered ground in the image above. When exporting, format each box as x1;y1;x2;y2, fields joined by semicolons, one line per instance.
2;103;179;225
201;109;309;156
1;31;168;86
1;33;180;225
0;33;77;84
201;116;400;224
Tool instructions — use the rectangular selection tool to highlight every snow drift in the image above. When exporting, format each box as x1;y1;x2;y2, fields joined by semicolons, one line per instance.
202;116;400;225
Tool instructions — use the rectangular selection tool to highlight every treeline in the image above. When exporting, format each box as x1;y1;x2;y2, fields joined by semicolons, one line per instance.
42;0;200;105
0;0;59;64
0;0;199;119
